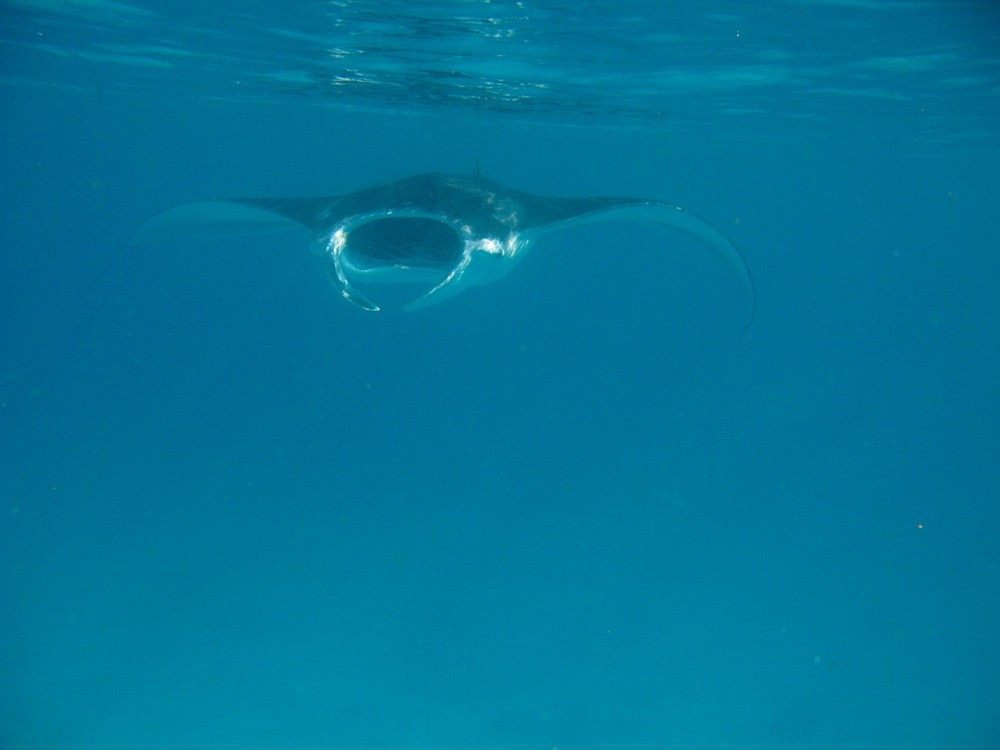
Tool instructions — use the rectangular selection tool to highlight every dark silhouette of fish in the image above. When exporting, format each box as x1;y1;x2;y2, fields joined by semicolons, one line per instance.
140;172;753;326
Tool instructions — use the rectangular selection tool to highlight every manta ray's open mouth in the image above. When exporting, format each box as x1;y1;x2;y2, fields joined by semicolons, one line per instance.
341;217;463;271
335;216;467;309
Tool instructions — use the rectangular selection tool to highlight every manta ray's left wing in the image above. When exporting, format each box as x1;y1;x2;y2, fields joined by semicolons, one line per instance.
137;197;390;311
136;196;388;311
136;197;339;242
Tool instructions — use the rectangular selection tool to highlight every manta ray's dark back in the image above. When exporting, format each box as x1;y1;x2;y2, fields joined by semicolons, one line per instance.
242;173;634;237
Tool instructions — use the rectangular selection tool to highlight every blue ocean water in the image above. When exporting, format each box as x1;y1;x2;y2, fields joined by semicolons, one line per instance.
1;1;998;748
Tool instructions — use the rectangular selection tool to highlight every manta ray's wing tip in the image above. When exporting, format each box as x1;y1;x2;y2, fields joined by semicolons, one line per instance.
743;260;758;334
640;202;755;334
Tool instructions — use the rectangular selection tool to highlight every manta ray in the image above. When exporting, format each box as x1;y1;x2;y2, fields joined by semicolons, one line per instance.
141;171;753;326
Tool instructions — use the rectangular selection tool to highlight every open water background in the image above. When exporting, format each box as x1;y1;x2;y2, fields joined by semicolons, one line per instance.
1;1;999;747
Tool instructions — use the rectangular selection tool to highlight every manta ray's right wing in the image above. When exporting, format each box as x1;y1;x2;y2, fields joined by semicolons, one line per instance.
526;197;755;330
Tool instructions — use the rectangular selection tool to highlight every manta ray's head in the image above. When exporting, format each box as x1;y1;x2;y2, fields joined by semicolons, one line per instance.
330;214;468;310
